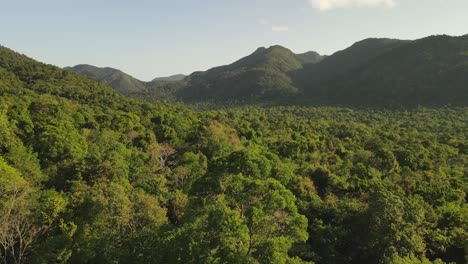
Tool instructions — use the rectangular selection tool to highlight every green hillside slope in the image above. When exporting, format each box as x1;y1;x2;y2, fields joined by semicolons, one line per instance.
175;45;309;102
152;74;186;83
296;51;324;64
65;64;148;94
300;34;468;106
295;38;408;86
331;34;468;106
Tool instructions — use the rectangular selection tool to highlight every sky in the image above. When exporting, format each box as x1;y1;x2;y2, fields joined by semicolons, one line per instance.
1;0;468;81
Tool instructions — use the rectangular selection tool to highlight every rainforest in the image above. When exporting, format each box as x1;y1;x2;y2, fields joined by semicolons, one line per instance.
1;34;467;264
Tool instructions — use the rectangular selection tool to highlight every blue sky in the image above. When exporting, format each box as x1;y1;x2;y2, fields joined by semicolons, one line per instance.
2;0;468;81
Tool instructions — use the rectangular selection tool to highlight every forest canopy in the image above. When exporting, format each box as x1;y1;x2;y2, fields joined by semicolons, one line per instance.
0;44;467;264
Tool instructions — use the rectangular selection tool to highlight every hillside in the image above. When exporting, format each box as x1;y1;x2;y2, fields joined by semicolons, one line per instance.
175;45;311;102
300;35;468;106
65;64;186;98
296;51;324;64
64;64;148;94
152;74;186;83
64;46;320;102
294;38;409;87
175;34;468;106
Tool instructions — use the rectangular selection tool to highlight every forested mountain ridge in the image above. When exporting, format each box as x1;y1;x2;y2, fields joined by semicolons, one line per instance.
300;34;468;106
64;64;148;95
175;45;311;102
152;74;186;83
67;34;468;107
1;43;467;264
293;38;409;89
65;45;324;103
65;64;185;96
181;34;468;106
295;51;324;64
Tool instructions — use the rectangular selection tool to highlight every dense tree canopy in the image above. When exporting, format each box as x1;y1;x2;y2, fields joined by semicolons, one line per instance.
0;45;467;264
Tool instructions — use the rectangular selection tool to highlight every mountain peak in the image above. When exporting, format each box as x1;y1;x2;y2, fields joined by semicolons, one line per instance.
254;45;288;51
232;45;302;72
252;45;292;56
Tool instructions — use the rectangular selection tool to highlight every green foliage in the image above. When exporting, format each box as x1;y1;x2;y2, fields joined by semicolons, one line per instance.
0;45;467;264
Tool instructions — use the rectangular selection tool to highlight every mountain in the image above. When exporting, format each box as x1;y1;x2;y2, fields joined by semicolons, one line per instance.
174;45;311;102
296;51;324;64
173;34;468;106
65;65;186;98
299;34;468;106
152;74;186;82
64;64;148;95
60;46;325;103
64;34;468;107
294;38;409;87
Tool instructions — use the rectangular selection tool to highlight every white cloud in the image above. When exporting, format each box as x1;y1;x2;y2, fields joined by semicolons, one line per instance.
271;26;289;32
310;0;396;11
